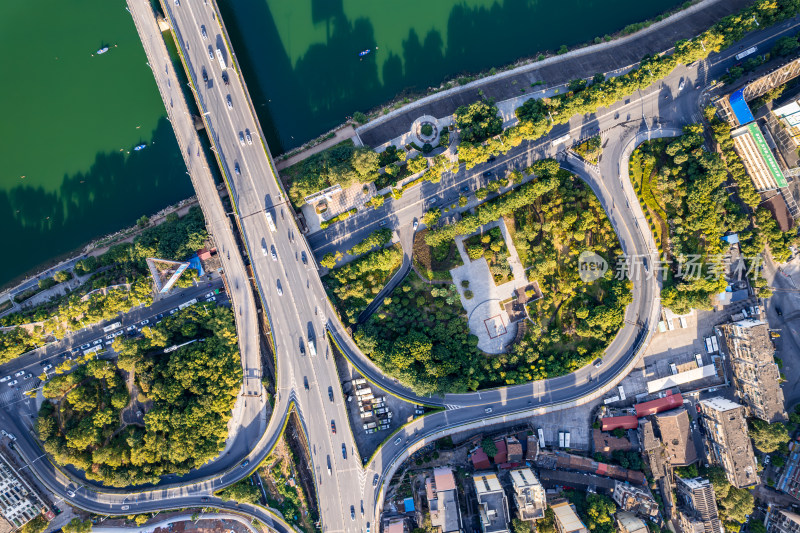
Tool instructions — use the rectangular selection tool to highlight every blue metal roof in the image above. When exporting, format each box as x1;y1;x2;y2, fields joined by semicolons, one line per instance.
730;88;755;125
404;497;415;512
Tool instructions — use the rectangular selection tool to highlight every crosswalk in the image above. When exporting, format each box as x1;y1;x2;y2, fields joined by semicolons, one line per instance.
445;404;462;411
0;380;38;408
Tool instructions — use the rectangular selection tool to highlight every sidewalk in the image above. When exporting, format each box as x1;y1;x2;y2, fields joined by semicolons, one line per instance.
357;0;750;147
275;125;358;170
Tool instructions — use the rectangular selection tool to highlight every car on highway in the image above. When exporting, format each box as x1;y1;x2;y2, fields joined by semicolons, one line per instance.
413;220;419;230
350;506;355;521
14;370;24;378
140;319;150;326
80;343;90;350
6;380;17;387
234;162;240;176
206;296;216;302
25;374;33;380
483;171;492;178
238;131;246;146
245;130;253;145
204;292;215;298
200;25;207;39
373;474;379;486
696;404;702;413
299;342;305;356
93;339;102;346
593;358;603;368
261;243;268;256
202;68;208;83
208;45;214;60
240;460;250;469
276;280;283;296
121;505;129;511
226;95;233;110
776;306;783;316
222;71;229;85
67;490;76;498
126;325;136;332
331;420;336;434
342;444;347;459
328;386;334;402
395;437;402;445
678;79;685;91
270;245;277;261
304;377;309;390
169;308;178;315
201;497;209;503
0;376;9;383
301;251;308;265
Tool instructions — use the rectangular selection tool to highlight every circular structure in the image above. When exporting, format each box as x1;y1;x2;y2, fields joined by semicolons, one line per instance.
410;114;441;147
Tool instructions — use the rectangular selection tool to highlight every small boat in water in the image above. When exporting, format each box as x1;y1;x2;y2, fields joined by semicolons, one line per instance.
133;143;147;151
96;46;109;55
358;49;371;57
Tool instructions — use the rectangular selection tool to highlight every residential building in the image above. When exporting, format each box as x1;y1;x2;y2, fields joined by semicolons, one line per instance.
386;518;408;533
698;397;759;488
768;509;800;533
426;468;462;533
616;511;648;533
550;501;588;533
675;476;721;533
719;319;787;423
777;440;800;499
473;471;510;533
0;454;46;528
526;435;539;461
494;440;508;464
654;408;698;467
506;437;523;463
639;419;666;481
509;468;546;521
612;482;659;519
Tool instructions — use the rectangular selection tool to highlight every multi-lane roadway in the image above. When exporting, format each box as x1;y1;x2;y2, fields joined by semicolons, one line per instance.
4;3;800;533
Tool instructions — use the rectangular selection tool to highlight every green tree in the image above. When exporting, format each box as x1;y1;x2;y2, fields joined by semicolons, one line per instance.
320;252;340;269
136;215;150;228
21;515;49;533
455;100;502;144
773;35;800;56
63;518;93;533
217;479;261;504
481;437;498;457
53;270;72;283
353;111;368;124
511;519;530;533
584;493;616;531
422;209;441;227
134;515;150;526
749;420;789;453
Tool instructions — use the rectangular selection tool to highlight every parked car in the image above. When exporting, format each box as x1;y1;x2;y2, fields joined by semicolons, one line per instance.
6;380;18;387
43;365;53;372
14;370;24;377
0;376;9;383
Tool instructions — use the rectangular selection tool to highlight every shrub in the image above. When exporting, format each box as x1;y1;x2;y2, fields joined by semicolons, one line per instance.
458;196;468;207
461;280;470;288
353;111;368;124
421;124;433;136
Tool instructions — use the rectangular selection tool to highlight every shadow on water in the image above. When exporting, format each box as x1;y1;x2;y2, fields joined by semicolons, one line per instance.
0;117;193;288
218;0;681;153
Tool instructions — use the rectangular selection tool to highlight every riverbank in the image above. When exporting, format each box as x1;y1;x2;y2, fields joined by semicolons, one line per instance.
0;189;220;301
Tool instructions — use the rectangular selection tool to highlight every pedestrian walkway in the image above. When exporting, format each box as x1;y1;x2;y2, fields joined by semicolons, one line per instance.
276;125;358;170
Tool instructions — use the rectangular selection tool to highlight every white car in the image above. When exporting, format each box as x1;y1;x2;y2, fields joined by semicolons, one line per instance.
13;370;24;377
7;380;18;387
126;325;137;332
206;296;216;302
0;376;9;383
245;130;253;145
43;365;53;372
276;281;283;296
204;292;214;298
93;339;102;346
140;319;150;326
261;244;268;256
169;308;178;315
67;490;76;498
239;132;246;146
270;246;277;261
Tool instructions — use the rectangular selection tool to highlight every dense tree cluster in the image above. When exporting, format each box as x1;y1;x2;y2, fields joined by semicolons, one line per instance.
324;245;403;324
564;491;617;533
748;419;789;453
455;100;503;144
464;226;512;283
217;479;261;504
347;228;393;256
452;0;800;169
510;165;631;379
572;136;603;165
37;305;241;487
425;160;561;247
354;278;477;394
707;466;755;529
286;142;380;206
0;208;208;362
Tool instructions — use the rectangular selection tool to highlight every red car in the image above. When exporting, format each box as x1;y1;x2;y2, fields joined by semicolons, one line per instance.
331;421;336;434
696;404;702;413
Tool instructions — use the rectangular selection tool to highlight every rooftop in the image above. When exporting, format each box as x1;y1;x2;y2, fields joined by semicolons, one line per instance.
551;501;588;533
654;408;698;466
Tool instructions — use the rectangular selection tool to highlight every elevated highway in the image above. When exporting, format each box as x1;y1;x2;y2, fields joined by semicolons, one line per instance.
7;3;800;533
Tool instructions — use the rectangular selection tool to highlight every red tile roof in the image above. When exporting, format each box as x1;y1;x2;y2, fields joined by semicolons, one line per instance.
601;416;639;431
472;449;491;470
493;439;508;464
635;393;683;417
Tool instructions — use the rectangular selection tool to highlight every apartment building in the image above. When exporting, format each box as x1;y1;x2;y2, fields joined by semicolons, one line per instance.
0;453;46;528
675;477;722;533
426;467;462;533
768;509;800;533
719;320;787;423
473;472;510;533
509;468;546;521
612;482;659;519
698;397;759;488
550;501;588;533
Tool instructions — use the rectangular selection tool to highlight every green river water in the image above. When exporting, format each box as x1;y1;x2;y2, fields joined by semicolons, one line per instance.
220;0;684;153
2;0;682;288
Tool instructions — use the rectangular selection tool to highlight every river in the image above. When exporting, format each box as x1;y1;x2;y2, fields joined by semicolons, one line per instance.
218;0;684;153
0;0;194;289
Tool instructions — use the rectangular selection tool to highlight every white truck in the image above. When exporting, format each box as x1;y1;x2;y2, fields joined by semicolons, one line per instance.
216;48;226;70
265;212;276;232
103;321;122;333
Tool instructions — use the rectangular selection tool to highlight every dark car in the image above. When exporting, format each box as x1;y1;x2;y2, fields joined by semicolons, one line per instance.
328;386;334;402
350;506;355;521
776;306;783;316
304;376;309;390
483;171;492;178
373;474;379;487
201;497;209;503
202;68;208;83
487;156;496;162
461;185;470;193
301;251;308;265
331;420;336;434
342;444;347;459
222;71;229;85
